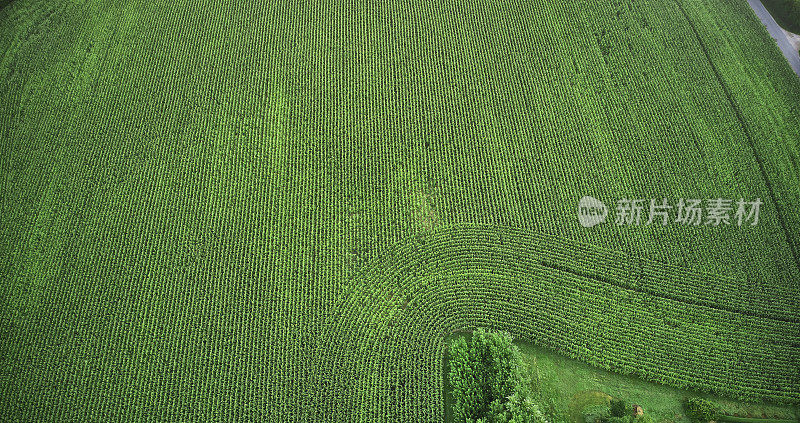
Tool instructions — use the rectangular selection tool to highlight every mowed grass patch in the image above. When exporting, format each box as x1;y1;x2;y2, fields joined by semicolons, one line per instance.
444;333;800;423
512;341;799;423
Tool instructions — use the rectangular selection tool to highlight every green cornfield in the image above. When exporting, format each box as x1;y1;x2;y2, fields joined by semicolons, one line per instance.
1;0;799;420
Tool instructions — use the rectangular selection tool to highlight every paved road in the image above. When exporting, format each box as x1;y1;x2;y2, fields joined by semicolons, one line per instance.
746;0;800;78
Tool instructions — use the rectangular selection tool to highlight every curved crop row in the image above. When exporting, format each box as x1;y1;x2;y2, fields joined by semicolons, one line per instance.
312;224;800;420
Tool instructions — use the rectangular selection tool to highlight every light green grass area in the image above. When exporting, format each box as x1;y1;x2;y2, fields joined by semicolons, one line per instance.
443;335;800;423
513;341;799;423
2;0;800;420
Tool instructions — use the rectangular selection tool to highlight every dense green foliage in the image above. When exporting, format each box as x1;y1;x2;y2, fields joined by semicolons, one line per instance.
449;329;546;423
762;0;800;33
610;399;628;418
1;0;799;420
684;398;721;423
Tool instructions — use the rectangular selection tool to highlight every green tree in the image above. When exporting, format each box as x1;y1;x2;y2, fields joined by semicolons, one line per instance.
449;328;547;423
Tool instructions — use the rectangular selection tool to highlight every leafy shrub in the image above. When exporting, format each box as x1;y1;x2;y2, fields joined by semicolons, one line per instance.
610;399;627;418
683;397;719;423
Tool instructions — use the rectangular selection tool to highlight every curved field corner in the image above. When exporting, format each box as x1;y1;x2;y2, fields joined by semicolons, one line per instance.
2;0;800;420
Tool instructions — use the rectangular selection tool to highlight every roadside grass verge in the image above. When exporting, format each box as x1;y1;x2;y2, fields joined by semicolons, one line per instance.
762;0;800;33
